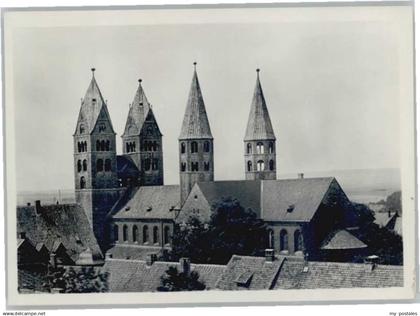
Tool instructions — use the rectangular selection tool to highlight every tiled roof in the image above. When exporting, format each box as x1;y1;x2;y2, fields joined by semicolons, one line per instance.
122;80;151;137
112;185;180;219
76;74;114;134
215;255;284;291
116;155;140;178
107;244;163;261
244;71;276;141
196;180;262;217
189;178;334;222
261;178;334;222
17;203;103;263
273;259;403;289
103;258;225;292
321;229;367;250
179;68;213;140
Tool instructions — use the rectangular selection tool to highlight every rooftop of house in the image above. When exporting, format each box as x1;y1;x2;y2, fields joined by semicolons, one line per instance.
103;258;225;292
17;202;103;263
112;185;180;220
321;229;368;250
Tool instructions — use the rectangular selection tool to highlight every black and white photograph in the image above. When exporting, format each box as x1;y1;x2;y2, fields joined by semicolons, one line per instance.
2;1;416;307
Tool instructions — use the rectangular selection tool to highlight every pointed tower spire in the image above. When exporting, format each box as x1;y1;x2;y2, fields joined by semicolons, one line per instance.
179;62;213;140
244;69;277;180
179;62;214;205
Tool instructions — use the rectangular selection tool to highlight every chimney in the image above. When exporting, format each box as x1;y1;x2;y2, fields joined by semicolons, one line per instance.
49;253;57;268
298;173;304;179
18;232;26;239
265;249;275;262
179;257;191;275
35;200;42;214
365;255;379;271
146;253;157;266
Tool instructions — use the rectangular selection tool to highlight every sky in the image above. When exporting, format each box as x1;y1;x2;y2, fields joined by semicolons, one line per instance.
12;11;404;192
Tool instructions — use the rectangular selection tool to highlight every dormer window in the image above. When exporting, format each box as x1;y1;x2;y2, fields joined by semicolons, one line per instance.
79;124;85;134
287;204;295;213
98;123;106;133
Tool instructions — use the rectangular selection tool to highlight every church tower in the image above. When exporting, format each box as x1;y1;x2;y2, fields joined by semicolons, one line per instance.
122;79;163;186
179;63;214;205
244;69;276;180
74;68;120;249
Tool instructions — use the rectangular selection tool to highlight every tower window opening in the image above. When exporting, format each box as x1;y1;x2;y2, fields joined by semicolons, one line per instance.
191;141;198;153
153;141;158;151
204;141;210;153
132;225;138;243
80;176;86;189
77;160;82;172
257;142;264;154
181;142;186;154
204;162;210;171
269;160;274;171
97;159;104;172
123;225;128;242
247;143;252;154
105;159;112;172
97;140;101;151
153;226;159;244
181;162;186;172
106;140;110;151
269;142;274;154
79;124;85;134
164;226;170;245
144;158;151;171
126;142;130;153
100;140;106;151
143;226;149;243
191;162;199;171
82;159;87;171
152;159;159;170
257;160;265;171
247;161;252;172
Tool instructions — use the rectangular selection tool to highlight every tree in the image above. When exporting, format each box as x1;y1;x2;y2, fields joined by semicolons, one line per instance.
157;266;206;292
42;266;109;293
384;191;402;214
169;197;268;264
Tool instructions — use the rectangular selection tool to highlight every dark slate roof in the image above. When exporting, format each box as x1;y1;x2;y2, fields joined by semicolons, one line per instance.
197;180;262;217
215;255;285;291
190;178;335;222
122;80;151;137
273;259;403;289
107;245;163;261
103;258;225;292
117;155;140;178
261;178;334;222
321;229;367;250
76;73;114;134
17;203;103;263
112;185;180;219
179;67;213;140
244;71;276;141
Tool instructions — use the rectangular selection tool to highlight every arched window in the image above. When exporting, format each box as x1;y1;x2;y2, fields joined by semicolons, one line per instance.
294;230;303;252
82;159;87;171
100;140;106;151
132;225;138;243
143;226;149;243
105;159;112;172
123;225;128;242
77;160;82;172
181;162;186;172
257;142;264;154
181;142;186;154
97;159;104;172
79;124;85;134
144;159;151;171
257;160;265;171
80;176;86;189
268;142;274;154
153;141;157;151
247;143;252;154
191;141;198;153
97;140;101;151
164;226;170;245
204;141;210;152
113;225;119;242
269;160;274;171
78;142;81;153
152;159;159;170
126;142;130;153
148;141;153;151
247;161;252;172
153;227;159;244
204;162;210;171
106;140;110;151
268;229;274;248
191;162;199;171
280;229;288;252
84;141;87;152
